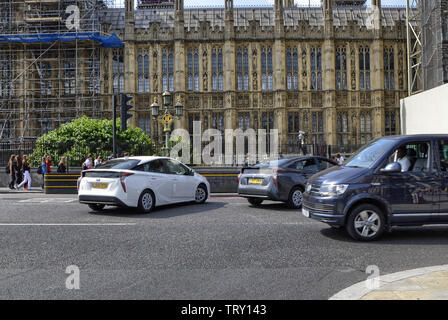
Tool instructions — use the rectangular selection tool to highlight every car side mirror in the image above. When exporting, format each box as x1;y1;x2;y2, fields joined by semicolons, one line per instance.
185;169;194;176
380;162;402;173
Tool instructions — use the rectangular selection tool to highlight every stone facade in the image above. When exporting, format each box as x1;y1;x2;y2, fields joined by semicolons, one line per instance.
102;0;408;152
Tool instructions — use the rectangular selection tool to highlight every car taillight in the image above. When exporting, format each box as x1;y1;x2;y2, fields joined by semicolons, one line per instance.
77;179;81;190
238;174;241;184
120;172;134;192
272;169;284;187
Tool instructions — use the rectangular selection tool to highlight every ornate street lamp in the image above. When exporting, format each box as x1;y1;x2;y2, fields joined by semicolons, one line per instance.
151;89;183;156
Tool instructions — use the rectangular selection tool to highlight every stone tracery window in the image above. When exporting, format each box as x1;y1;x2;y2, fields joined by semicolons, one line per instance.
212;47;223;91
310;46;322;90
261;46;273;91
384;47;395;90
359;46;370;90
187;48;199;92
162;48;174;91
286;47;299;90
237;47;249;91
336;46;347;90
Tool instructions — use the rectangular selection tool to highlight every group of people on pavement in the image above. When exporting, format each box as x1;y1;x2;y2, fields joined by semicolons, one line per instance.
6;152;130;191
7;154;31;190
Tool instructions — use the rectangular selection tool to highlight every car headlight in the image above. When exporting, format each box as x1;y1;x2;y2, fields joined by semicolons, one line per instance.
306;183;312;193
318;184;349;197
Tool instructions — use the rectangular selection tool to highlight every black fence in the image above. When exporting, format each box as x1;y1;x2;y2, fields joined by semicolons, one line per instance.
0;141;36;167
1;140;362;167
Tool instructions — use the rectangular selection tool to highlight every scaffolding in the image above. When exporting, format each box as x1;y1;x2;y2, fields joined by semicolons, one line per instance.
406;0;422;96
0;0;119;143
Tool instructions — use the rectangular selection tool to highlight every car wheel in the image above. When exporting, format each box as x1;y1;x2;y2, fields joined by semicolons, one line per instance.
346;204;385;241
248;198;263;207
137;190;155;213
88;204;105;211
287;187;303;209
194;184;208;204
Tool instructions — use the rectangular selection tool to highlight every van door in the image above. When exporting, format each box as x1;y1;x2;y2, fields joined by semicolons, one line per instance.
381;141;439;225
435;139;448;222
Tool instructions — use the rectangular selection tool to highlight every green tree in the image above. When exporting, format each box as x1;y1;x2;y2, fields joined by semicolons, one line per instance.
30;116;159;167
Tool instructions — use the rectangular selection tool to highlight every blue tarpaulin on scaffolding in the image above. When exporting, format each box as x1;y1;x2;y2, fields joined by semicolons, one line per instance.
0;32;124;48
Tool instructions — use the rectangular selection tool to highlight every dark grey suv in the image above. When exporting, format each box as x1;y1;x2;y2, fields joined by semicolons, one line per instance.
238;156;337;208
302;135;448;241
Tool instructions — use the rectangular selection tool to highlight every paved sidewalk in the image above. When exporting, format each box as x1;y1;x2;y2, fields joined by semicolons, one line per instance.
0;187;43;194
330;265;448;300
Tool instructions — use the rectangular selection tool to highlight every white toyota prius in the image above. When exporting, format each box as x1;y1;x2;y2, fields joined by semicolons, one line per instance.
78;156;210;213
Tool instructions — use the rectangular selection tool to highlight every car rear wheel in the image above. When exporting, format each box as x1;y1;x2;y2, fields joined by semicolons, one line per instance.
248;198;263;207
194;185;208;204
88;203;105;211
137;190;155;213
346;204;385;241
287;187;303;209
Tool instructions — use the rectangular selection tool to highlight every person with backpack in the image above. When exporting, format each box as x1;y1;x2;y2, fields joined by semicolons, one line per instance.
38;157;49;189
7;154;18;190
17;155;31;190
82;154;93;170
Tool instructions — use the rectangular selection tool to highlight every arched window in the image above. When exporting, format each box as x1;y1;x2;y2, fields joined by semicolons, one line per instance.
286;47;299;90
237;47;249;91
162;48;174;91
359;46;370;90
212;47;223;91
261;46;273;91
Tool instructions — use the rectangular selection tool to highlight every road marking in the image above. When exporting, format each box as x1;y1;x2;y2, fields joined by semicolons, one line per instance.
0;223;136;226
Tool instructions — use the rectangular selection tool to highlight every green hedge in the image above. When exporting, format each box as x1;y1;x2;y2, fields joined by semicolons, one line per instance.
30;116;158;167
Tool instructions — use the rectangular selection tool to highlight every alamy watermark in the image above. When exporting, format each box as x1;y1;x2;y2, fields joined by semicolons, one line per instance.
169;121;280;166
65;265;80;290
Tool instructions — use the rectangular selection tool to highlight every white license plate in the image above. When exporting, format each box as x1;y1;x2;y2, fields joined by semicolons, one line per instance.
302;208;310;218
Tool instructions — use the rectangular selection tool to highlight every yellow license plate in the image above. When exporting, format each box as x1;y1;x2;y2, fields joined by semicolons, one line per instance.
248;178;263;184
92;182;108;189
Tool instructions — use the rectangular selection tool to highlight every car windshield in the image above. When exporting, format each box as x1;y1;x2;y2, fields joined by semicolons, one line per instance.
344;139;397;168
253;159;291;168
95;159;140;170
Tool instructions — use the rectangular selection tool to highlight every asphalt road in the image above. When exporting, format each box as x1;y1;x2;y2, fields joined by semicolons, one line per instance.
1;193;448;299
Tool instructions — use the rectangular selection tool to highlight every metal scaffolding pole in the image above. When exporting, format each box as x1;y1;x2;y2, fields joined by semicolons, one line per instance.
406;0;423;96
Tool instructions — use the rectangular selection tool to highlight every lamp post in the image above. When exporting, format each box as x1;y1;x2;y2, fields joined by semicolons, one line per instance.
151;89;184;157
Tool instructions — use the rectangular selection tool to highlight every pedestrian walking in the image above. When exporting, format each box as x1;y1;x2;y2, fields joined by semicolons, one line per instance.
38;157;49;189
8;154;17;190
17;155;31;190
46;156;52;174
57;156;67;173
15;154;23;188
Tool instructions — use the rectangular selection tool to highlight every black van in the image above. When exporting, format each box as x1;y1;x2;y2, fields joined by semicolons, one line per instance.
302;135;448;241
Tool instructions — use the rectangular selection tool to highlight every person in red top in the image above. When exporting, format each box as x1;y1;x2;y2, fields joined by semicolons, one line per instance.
46;155;52;174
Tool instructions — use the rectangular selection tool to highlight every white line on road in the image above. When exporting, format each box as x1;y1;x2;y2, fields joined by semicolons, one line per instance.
0;223;136;226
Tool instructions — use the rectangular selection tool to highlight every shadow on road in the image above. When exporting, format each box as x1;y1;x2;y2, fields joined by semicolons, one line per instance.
320;225;448;245
246;202;295;212
87;200;227;219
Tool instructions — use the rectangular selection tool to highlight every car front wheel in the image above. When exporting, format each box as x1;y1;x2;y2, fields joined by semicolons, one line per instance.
137;190;155;213
194;185;208;204
346;204;385;241
287;187;303;209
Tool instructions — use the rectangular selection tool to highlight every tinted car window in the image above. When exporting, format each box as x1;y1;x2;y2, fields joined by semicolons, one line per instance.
164;159;188;175
148;159;166;173
96;159;140;170
438;140;448;172
289;159;318;172
318;158;336;170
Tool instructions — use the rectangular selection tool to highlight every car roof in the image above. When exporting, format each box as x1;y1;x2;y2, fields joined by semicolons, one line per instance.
111;156;169;163
382;134;448;140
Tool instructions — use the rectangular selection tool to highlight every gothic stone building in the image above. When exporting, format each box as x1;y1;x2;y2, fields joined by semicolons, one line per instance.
103;0;408;153
0;0;409;154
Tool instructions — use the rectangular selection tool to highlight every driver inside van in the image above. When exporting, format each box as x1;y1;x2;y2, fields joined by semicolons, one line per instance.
396;146;411;172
